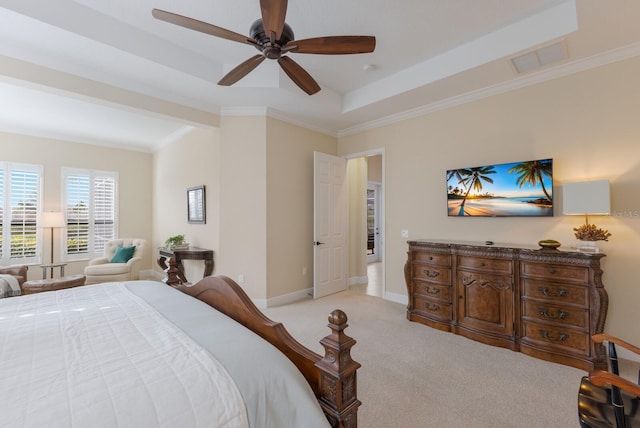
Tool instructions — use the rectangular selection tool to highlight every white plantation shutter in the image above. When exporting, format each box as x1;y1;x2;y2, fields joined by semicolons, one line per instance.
63;169;118;260
0;162;42;264
93;176;116;252
66;174;90;255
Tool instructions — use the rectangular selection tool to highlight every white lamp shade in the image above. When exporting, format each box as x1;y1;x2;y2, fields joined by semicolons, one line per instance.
39;211;66;228
562;180;611;215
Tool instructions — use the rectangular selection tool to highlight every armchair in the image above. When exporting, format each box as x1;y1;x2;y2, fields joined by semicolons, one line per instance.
84;238;148;285
0;265;28;297
578;333;640;427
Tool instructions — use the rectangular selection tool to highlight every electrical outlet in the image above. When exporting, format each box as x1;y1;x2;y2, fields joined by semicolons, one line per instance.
401;229;409;238
238;274;245;284
302;267;307;276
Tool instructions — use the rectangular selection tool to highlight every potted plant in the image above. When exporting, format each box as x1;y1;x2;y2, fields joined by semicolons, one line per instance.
573;222;611;253
164;234;189;250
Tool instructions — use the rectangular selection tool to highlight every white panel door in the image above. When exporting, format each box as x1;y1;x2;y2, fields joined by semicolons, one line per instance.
313;152;347;298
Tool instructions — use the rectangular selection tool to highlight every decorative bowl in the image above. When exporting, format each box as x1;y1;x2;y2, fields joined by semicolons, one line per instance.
538;239;561;250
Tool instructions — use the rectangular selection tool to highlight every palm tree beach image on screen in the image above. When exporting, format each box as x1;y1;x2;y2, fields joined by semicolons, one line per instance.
446;158;553;217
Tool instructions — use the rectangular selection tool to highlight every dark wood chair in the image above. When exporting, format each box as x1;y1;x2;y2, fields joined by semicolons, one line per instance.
579;334;640;428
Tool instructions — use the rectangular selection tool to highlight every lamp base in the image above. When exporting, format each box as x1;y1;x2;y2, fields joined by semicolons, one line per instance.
576;241;600;253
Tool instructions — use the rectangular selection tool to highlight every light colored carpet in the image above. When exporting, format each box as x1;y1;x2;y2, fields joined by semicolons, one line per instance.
263;290;639;428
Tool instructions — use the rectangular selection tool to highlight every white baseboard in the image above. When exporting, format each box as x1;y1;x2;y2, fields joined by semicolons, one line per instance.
263;287;313;308
384;291;408;306
349;276;368;285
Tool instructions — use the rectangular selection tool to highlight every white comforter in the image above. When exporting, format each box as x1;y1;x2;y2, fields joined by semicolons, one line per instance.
0;283;249;428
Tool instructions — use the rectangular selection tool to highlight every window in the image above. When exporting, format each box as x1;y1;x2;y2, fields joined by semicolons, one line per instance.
63;168;118;260
0;162;43;265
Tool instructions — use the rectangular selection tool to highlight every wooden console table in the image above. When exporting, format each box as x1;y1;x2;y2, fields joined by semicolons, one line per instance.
405;240;608;371
157;247;214;286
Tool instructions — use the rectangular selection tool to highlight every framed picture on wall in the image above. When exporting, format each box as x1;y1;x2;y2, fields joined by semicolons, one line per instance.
187;185;206;224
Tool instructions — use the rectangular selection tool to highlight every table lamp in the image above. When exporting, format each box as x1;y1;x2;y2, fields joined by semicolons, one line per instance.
39;211;66;274
562;180;611;252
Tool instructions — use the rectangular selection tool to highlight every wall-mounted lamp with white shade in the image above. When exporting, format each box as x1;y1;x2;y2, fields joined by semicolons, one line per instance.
562;180;611;252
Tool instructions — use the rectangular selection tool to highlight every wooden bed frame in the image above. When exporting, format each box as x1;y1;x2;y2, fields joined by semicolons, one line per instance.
177;275;361;428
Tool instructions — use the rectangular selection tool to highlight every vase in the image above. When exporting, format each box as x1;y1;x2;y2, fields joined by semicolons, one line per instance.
576;240;599;253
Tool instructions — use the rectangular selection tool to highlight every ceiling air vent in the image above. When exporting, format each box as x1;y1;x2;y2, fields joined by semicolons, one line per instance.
510;40;567;74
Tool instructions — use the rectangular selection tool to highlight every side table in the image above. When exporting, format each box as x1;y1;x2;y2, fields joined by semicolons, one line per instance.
157;247;214;286
22;274;86;295
40;263;67;279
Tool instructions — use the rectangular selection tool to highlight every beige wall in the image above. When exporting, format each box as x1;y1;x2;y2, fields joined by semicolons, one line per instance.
217;116;268;299
367;155;382;182
0;133;153;279
266;118;337;299
152;127;220;281
347;158;368;283
338;56;640;346
152;116;337;303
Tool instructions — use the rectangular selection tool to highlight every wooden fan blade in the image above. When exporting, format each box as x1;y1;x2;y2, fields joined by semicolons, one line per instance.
278;56;321;95
260;0;288;42
287;36;376;55
218;55;266;86
152;9;256;46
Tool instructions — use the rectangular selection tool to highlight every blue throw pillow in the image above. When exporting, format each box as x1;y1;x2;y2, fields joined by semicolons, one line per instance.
110;245;136;263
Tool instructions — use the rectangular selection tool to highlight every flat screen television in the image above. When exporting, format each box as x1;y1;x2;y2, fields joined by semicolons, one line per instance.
446;158;553;217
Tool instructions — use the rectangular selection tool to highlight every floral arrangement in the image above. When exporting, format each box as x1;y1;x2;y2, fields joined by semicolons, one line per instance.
164;234;187;249
573;223;611;242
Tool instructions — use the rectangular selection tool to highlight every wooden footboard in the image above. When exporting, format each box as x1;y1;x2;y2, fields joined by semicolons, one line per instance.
177;275;361;428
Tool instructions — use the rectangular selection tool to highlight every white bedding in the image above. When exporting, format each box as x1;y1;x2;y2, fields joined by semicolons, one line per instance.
0;281;330;428
0;282;248;428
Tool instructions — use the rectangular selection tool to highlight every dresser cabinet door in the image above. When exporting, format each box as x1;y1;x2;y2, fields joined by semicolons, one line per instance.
457;271;514;337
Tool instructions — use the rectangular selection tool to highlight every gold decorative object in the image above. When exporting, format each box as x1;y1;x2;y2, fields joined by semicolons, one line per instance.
573;220;611;242
538;239;561;249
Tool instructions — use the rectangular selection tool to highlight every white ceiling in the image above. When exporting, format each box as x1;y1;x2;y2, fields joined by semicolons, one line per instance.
1;0;639;152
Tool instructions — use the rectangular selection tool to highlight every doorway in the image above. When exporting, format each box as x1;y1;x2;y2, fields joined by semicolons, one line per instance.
367;183;381;263
345;150;384;298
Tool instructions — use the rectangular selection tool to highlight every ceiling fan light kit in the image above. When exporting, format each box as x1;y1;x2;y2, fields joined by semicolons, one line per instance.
152;0;375;95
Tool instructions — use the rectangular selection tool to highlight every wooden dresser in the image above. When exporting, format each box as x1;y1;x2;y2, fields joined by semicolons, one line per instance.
404;240;608;371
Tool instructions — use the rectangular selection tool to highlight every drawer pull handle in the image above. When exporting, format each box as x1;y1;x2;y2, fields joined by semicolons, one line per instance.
548;268;556;274
428;256;433;260
539;330;568;342
539;308;568;319
424;302;440;312
538;287;568;297
423;269;440;278
423;286;441;295
480;262;485;267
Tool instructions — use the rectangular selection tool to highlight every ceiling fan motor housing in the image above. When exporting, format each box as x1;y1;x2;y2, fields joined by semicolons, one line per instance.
250;19;294;59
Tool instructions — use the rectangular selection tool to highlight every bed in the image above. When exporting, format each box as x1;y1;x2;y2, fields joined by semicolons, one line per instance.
0;275;360;427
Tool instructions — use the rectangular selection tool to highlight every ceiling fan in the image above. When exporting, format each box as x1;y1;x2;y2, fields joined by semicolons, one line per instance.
152;0;376;95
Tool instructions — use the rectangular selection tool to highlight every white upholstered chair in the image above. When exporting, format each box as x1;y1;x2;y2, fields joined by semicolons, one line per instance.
84;238;148;285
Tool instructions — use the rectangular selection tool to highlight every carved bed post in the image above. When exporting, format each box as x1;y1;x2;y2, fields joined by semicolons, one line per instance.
315;309;361;428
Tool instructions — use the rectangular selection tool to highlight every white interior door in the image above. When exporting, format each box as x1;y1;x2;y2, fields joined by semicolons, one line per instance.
313;152;347;298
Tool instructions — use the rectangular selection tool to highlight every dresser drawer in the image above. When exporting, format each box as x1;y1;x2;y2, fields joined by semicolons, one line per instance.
413;264;451;284
457;255;512;274
522;321;589;356
520;262;589;284
413;295;453;322
414;280;452;301
522;300;588;329
413;251;451;266
521;278;588;306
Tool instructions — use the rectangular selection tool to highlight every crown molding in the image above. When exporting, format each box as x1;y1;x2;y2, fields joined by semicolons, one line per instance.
337;42;640;138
